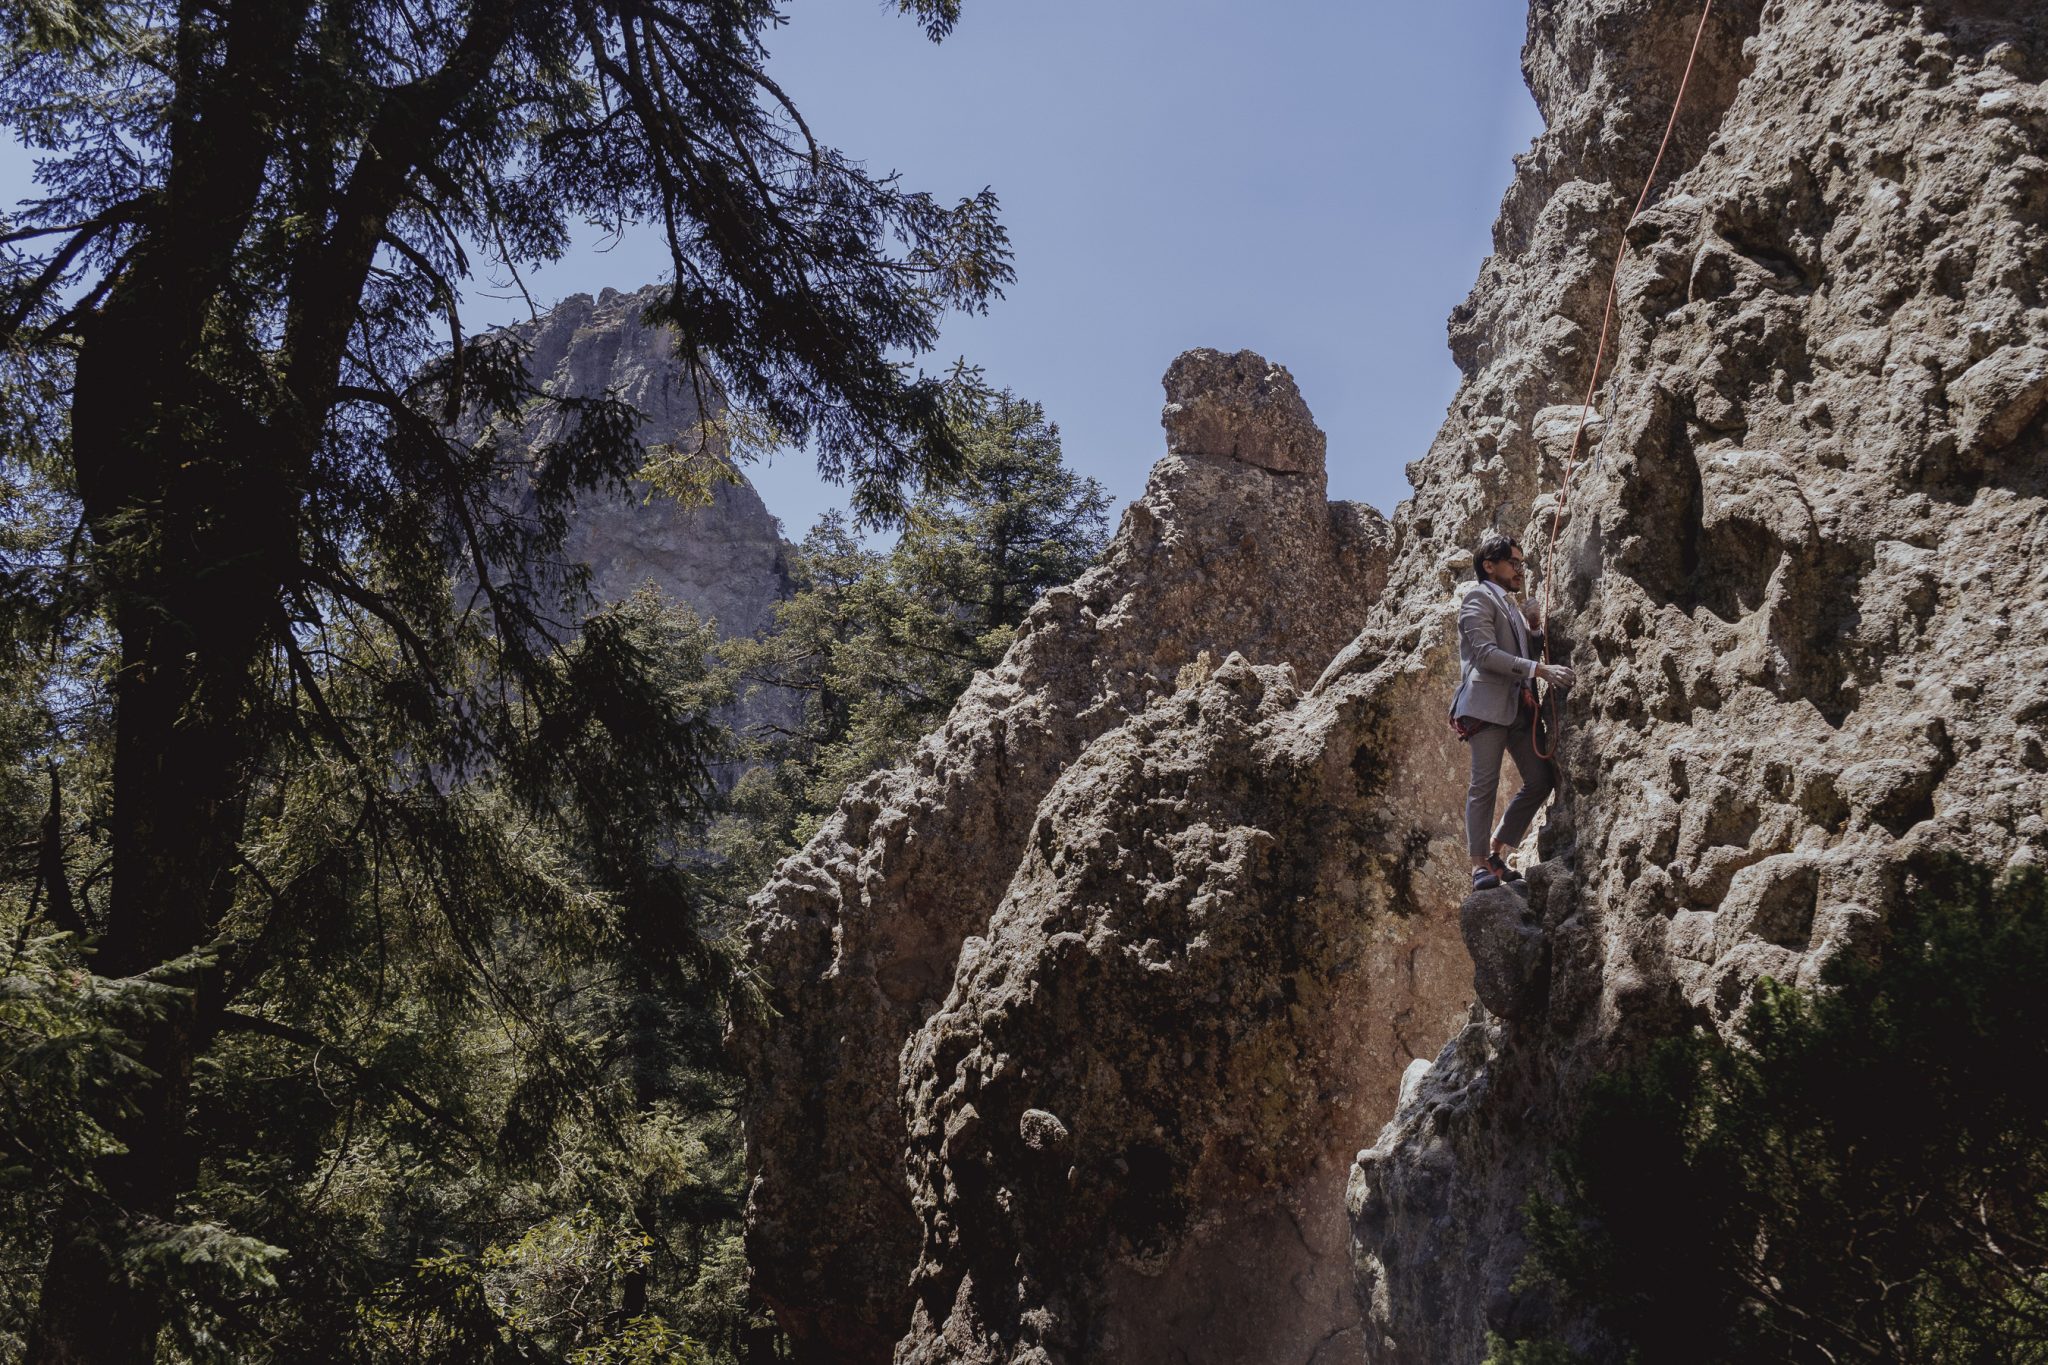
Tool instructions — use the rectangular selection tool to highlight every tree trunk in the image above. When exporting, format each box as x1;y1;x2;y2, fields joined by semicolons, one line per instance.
27;1196;165;1362
23;3;514;1350
25;551;268;1364
27;267;277;1365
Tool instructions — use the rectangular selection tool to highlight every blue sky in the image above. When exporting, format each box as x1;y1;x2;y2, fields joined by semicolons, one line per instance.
2;2;1543;540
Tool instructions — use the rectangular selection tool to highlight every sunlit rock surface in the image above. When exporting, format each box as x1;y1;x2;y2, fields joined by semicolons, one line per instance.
739;352;1399;1364
740;0;2048;1359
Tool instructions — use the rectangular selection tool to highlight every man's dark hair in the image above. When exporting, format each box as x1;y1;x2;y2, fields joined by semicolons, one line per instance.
1475;533;1520;583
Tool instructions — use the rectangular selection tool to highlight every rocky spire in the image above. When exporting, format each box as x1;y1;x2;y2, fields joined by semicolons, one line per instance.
737;349;1389;1363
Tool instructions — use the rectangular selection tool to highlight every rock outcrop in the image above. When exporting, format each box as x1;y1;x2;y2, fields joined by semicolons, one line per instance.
475;285;796;747
737;353;1396;1362
742;0;2048;1360
891;651;1478;1365
487;285;792;643
1350;0;2048;1359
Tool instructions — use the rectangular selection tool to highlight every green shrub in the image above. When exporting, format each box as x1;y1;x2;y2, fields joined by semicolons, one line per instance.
1497;856;2048;1364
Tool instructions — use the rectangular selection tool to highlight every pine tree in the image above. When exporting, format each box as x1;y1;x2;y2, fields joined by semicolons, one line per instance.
722;385;1108;858
0;2;1010;1359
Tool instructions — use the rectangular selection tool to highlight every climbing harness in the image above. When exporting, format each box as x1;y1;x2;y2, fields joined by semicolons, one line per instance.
1533;0;1717;760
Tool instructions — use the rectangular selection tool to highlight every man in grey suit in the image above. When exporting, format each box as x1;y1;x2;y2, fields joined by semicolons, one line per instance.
1452;533;1576;891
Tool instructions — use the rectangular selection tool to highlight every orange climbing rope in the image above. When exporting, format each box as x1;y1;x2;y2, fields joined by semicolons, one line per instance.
1534;0;1717;760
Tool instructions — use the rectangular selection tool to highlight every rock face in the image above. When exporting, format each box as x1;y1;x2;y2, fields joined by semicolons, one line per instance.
1349;0;2048;1359
737;353;1399;1363
490;285;792;644
743;0;2048;1360
892;645;1478;1365
1459;884;1548;1022
1161;349;1328;474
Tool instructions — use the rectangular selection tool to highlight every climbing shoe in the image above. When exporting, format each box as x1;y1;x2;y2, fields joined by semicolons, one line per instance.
1487;855;1525;884
1471;866;1501;892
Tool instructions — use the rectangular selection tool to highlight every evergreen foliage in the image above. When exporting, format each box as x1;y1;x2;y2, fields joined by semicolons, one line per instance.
1;584;766;1361
718;385;1108;859
1493;856;2048;1364
0;1;1010;1359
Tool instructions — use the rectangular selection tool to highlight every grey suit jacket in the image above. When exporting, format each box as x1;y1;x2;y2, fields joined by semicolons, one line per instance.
1451;580;1542;727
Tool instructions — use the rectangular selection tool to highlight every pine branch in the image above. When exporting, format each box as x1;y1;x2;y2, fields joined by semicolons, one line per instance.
217;1010;486;1156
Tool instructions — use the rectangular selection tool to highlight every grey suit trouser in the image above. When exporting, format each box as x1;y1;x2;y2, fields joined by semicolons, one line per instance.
1465;714;1554;860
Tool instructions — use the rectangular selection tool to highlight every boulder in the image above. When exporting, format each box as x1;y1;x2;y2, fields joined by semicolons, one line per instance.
1459;886;1549;1020
1950;344;2048;452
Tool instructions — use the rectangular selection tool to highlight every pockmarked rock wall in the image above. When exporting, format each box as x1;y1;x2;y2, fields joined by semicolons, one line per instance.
743;0;2048;1360
737;351;1405;1364
1351;0;2048;1359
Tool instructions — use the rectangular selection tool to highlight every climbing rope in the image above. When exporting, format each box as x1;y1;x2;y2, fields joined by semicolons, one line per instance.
1534;0;1717;760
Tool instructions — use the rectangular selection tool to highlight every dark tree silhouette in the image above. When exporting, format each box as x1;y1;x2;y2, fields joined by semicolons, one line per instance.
0;3;1010;1358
